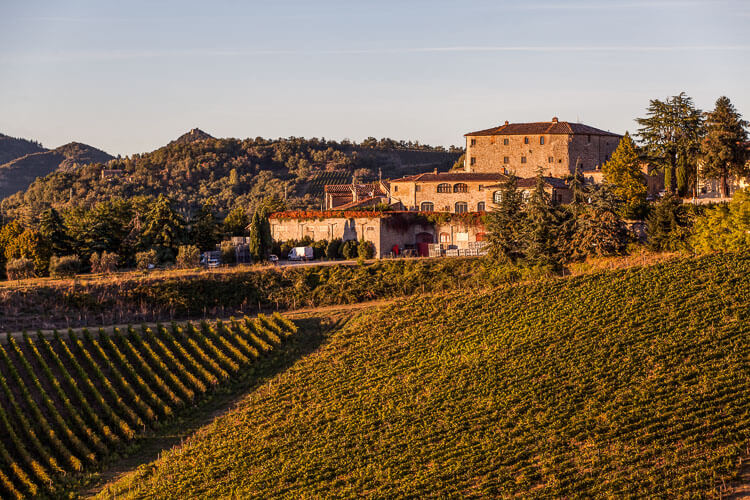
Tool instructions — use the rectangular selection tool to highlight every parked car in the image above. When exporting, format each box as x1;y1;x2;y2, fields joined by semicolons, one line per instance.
201;250;222;268
287;246;313;261
269;254;279;263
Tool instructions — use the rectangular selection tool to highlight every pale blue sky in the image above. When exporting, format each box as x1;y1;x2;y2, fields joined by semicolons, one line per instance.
1;0;748;156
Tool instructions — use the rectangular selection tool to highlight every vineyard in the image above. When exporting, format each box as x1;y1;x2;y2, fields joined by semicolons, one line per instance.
0;313;300;498
304;170;354;197
102;251;750;498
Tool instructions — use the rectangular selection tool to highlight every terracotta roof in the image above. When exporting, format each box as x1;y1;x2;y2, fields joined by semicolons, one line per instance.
390;172;507;183
465;119;621;137
324;182;387;196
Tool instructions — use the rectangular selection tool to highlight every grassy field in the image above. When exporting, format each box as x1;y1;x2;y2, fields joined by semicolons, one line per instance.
99;251;750;498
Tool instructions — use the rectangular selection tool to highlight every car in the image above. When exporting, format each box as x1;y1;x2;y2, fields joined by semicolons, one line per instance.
269;254;279;263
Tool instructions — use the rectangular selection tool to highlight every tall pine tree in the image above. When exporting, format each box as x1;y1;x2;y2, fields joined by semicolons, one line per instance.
142;195;185;262
602;133;648;219
38;207;72;257
700;96;749;198
486;175;525;263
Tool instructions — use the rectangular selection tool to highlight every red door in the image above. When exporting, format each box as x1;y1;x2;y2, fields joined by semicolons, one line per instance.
415;232;433;257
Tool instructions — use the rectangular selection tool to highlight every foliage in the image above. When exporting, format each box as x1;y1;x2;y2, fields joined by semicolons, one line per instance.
5;257;35;280
691;188;750;252
49;255;81;278
220;241;236;265
602;133;648;218
248;208;271;262
340;239;358;259
38;207;72;257
103;252;750;498
222;206;250;236
646;194;693;251
135;250;157;271
485;176;525;263
521;174;564;269
190;203;221;252
357;238;375;259
562;185;628;260
700;96;749;197
142;195;185;263
2;228;50;275
90;251;119;274
325;238;342;260
176;245;201;269
636;92;703;196
311;239;328;260
0;315;298;496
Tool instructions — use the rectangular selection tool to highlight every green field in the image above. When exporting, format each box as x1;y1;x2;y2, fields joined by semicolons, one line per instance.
99;252;750;498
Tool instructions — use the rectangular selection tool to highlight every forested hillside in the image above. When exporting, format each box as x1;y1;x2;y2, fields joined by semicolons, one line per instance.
0;142;113;200
0;131;460;222
0;134;46;165
101;251;750;498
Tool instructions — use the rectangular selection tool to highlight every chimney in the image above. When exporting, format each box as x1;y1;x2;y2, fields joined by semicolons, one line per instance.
552;117;559;123
504;120;509;126
433;168;438;174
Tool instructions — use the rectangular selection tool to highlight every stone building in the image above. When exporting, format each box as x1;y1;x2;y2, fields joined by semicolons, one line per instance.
464;117;622;179
269;211;487;258
324;181;390;210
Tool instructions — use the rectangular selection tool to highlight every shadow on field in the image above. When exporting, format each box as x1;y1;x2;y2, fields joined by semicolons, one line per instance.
83;314;343;498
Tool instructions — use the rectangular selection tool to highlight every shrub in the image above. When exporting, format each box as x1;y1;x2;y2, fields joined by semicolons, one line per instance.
136;250;158;271
6;257;35;280
341;240;358;259
220;241;236;264
357;239;376;260
91;251;119;274
325;239;342;260
176;245;201;269
49;255;81;278
279;242;292;260
312;240;328;260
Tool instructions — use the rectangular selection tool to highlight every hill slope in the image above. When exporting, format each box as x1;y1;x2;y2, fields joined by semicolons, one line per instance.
0;142;113;199
0;133;46;165
101;252;750;498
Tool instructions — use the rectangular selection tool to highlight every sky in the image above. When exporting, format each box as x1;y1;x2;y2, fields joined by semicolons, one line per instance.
0;0;748;156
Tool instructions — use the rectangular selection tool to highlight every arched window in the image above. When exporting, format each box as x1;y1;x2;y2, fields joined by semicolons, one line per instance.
437;183;451;193
454;202;468;214
420;201;434;212
493;191;503;204
439;232;450;244
477;202;486;212
453;183;468;193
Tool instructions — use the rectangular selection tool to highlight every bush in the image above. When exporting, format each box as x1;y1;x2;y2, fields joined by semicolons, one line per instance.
136;250;158;271
6;257;35;280
176;245;201;269
312;240;328;260
279;242;292;260
220;241;236;264
49;255;81;278
357;239;376;259
325;239;342;260
91;251;119;274
341;240;358;259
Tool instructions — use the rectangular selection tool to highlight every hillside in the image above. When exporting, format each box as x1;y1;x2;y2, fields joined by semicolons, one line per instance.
101;252;750;498
0;135;460;221
0;133;46;165
0;142;113;199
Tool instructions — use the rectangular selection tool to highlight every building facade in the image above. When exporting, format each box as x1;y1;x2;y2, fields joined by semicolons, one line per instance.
464;117;622;178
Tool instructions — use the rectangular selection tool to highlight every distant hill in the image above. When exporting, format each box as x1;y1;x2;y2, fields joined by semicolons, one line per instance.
0;132;461;221
0;133;46;165
0;141;114;199
168;128;215;146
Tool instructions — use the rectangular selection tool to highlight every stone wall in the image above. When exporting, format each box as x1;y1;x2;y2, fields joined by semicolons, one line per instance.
466;134;571;178
568;134;619;172
390;180;494;212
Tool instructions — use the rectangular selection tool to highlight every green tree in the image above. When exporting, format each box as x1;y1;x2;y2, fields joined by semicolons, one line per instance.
563;185;627;260
485;176;525;263
636;92;703;196
38;207;72;257
691;188;750;251
0;221;24;277
4;228;50;275
191;203;221;251
521;173;563;269
142;195;185;262
325;238;342;260
176;245;201;268
223;205;250;236
357;239;375;259
248;208;271;262
700;96;749;198
646;194;692;252
602;133;648;219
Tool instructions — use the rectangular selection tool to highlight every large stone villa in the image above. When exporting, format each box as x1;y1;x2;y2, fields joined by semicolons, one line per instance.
272;117;669;257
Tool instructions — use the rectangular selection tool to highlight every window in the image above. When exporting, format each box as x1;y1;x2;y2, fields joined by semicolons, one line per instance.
393;185;398;192
415;185;421;192
540;136;545;145
493;191;502;204
503;156;509;164
470;157;476;166
439;232;450;244
454;202;468;214
453;183;468;193
437;183;451;193
524;137;529;144
478;184;484;191
420;201;434;211
548;156;554;163
587;135;591;144
503;138;509;145
477;202;486;212
521;157;527;164
470;138;476;146
522;190;531;202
